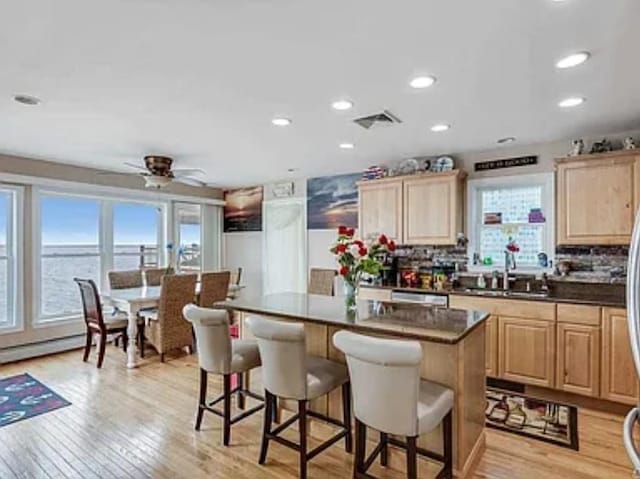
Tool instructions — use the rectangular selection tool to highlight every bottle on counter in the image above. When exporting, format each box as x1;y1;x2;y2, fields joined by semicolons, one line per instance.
477;274;487;289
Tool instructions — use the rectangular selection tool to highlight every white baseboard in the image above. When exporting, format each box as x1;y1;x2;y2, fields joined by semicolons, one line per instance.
0;335;86;364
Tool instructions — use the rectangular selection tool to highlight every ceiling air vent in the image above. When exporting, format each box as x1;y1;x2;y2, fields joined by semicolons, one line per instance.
353;110;402;130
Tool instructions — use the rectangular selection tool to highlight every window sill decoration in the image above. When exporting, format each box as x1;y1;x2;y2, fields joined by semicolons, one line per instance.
330;226;396;311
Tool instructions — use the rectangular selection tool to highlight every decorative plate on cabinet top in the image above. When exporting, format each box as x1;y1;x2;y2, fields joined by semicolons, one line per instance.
432;156;454;172
396;158;419;175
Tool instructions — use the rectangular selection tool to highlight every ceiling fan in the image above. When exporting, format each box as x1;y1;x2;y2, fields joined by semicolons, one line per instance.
103;155;207;189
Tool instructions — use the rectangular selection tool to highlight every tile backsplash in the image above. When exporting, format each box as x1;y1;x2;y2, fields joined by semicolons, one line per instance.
392;244;628;284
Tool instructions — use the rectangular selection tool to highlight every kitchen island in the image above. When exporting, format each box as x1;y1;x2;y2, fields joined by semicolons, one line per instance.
222;292;489;477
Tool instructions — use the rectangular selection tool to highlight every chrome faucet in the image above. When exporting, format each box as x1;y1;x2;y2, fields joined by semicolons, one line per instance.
503;250;516;291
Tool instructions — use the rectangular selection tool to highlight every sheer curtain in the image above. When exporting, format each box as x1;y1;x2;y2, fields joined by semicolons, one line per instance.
263;198;307;294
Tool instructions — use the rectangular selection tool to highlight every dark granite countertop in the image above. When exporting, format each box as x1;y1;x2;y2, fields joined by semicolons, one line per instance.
221;292;489;344
360;283;626;308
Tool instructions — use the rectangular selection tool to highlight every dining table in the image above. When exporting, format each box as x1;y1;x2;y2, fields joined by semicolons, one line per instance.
103;284;244;368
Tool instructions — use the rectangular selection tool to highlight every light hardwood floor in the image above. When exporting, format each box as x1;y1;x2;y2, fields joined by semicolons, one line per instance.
0;346;636;479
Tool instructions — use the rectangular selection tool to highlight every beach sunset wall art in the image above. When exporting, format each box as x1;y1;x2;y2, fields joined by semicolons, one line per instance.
307;173;360;230
224;186;263;232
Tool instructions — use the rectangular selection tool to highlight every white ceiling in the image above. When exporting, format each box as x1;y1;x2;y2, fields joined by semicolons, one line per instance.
1;0;639;187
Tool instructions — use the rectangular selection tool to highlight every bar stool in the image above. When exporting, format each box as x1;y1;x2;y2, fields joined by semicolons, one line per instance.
183;304;264;446
246;316;353;479
333;330;453;479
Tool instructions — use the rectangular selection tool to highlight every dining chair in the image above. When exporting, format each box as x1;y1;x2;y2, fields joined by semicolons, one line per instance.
108;270;143;290
308;268;337;296
246;316;352;479
139;273;198;362
183;304;264;446
198;271;231;308
333;331;453;479
74;278;129;368
144;267;174;287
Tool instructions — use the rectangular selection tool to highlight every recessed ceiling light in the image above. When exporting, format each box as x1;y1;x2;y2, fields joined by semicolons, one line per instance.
332;100;353;111
497;136;516;144
558;97;585;108
272;117;292;126
410;76;436;89
339;143;355;150
431;123;450;132
13;94;41;106
556;52;590;69
287;168;298;173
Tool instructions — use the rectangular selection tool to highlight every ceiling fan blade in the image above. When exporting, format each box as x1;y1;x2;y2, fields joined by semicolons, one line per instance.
172;168;205;177
96;171;134;176
174;176;206;187
124;161;149;172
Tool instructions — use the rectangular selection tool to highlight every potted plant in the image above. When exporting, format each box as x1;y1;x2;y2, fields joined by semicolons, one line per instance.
330;226;396;310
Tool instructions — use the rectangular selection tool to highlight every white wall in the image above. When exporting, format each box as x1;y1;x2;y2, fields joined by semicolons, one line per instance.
223;232;263;293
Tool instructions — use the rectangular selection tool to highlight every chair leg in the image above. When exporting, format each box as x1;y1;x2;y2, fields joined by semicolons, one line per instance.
354;418;366;478
342;382;353;453
195;368;207;431
298;400;308;479
160;353;165;363
223;374;232;446
259;391;273;465
122;331;128;352
97;334;107;368
380;432;389;467
237;373;245;410
441;411;453;479
138;323;145;359
406;436;418;479
82;331;92;362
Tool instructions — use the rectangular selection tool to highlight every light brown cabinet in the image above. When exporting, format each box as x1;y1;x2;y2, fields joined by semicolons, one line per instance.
556;323;600;397
358;170;465;245
556;151;640;245
358;179;403;242
601;307;639;405
498;316;556;388
403;173;464;245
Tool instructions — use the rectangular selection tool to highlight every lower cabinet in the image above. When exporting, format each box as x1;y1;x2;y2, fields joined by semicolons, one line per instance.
498;316;556;388
601;307;640;405
556;323;600;397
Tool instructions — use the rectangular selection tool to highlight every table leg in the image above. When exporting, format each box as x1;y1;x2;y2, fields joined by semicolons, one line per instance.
126;309;139;369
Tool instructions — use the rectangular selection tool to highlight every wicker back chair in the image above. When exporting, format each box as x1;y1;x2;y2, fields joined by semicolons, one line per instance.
144;267;174;286
308;268;337;296
108;270;143;290
199;271;231;308
142;274;198;361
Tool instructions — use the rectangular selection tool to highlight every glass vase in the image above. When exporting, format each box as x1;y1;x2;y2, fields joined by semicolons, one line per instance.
343;279;359;312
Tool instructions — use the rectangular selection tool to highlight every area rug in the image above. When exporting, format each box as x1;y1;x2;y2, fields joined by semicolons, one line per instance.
0;373;71;428
485;387;579;450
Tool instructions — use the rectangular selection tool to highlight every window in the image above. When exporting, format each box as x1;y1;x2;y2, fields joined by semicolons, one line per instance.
468;174;554;271
35;191;166;323
114;202;162;271
0;185;23;332
38;194;101;321
175;203;202;272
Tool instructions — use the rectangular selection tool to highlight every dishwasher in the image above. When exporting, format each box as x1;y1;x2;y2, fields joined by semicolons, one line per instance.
390;290;449;307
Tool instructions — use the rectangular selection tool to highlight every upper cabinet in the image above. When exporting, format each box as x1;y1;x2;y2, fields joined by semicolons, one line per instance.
556;151;640;245
358;179;403;242
358;170;465;245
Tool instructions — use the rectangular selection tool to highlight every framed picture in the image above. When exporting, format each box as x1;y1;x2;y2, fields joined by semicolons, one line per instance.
307;173;360;230
224;186;263;232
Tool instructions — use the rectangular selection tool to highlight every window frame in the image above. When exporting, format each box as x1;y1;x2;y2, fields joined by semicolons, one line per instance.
32;187;169;326
0;184;24;334
466;173;555;273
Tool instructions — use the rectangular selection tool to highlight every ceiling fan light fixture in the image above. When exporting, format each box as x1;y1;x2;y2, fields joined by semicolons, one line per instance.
144;175;173;189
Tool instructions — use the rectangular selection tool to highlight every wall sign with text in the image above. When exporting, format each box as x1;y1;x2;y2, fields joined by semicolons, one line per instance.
474;155;538;172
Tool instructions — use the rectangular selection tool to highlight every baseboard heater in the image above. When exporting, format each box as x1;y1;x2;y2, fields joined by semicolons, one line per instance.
0;334;86;365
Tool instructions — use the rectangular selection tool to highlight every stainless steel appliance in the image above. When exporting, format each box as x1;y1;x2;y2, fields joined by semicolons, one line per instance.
625;209;640;474
390;290;449;307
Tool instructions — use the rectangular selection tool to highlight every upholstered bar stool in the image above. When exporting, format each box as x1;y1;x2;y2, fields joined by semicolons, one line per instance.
183;304;264;446
333;330;453;479
246;316;352;479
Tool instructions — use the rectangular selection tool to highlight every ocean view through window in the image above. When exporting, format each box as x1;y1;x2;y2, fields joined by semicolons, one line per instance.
36;192;165;322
